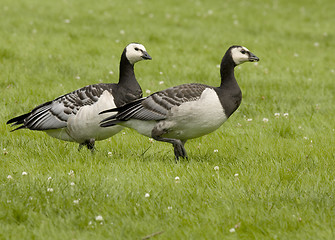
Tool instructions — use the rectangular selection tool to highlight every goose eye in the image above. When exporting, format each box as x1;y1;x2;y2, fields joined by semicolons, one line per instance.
241;50;246;54
134;47;140;51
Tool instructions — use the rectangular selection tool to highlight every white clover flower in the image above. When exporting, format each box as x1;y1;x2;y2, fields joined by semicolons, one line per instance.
48;177;52;181
120;29;125;35
234;173;239;177
303;137;309;140
247;118;253;122
73;199;79;204
175;176;180;181
145;193;150;198
274;113;280;117
109;71;114;75
108;152;113;156
314;42;319;47
75;76;80;80
47;188;54;192
159;81;164;85
159;71;163;75
145;89;151;94
22;172;28;176
168;206;173;210
214;166;219;171
68;170;74;176
214;149;218;153
70;182;75;186
283;113;289;118
229;228;236;233
95;215;103;221
293;53;299;57
7;175;13;180
64;19;70;23
149;138;154;143
262;118;269;123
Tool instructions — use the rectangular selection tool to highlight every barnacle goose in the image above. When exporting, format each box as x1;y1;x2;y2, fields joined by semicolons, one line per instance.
100;45;259;160
7;43;152;151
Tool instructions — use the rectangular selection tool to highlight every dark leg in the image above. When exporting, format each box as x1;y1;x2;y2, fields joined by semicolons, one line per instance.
78;139;95;152
86;138;95;153
152;135;188;161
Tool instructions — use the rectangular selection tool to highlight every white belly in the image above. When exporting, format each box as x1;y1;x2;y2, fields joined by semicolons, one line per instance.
65;91;123;143
161;88;227;140
122;88;227;141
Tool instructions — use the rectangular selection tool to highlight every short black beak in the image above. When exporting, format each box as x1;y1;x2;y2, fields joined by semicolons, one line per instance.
141;51;152;60
249;52;259;62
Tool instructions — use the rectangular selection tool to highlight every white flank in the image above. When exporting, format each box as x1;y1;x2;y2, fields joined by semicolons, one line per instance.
58;90;123;143
122;88;227;140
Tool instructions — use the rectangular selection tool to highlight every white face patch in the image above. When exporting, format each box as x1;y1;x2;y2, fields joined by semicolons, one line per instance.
125;43;148;65
231;46;251;65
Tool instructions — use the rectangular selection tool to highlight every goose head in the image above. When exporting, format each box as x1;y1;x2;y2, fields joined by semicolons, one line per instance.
125;43;152;65
230;46;259;66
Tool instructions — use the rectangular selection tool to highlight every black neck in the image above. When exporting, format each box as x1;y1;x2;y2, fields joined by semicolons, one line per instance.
118;51;141;90
219;51;236;88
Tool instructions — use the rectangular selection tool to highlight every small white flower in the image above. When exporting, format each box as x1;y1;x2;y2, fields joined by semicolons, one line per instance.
234;173;239;177
70;182;75;186
214;149;218;153
168;206;173;210
115;39;120;43
68;170;74;176
254;62;259;66
262;118;269;123
120;29;125;35
149;138;154;143
48;177;52;181
214;166;219;171
7;175;13;180
75;76;80;80
47;188;54;192
159;71;163;75
95;215;103;221
229;228;236;233
283;113;289;118
64;19;70;23
216;64;220;68
109;71;114;75
73;199;79;204
7;200;11;203
88;221;93;225
207;9;213;15
331;69;335;74
314;42;319;47
298;126;302;129
108;152;113;156
29;196;33;200
159;81;164;85
303;136;309;140
22;172;28;176
274;113;280;117
175;176;180;183
247;118;253;122
145;193;150;198
145;89;151;94
293;53;299;57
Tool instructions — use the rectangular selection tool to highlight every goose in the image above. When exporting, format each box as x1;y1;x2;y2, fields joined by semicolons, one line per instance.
7;43;152;151
100;45;259;160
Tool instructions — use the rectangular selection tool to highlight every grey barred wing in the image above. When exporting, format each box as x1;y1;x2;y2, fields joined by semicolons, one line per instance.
118;83;210;121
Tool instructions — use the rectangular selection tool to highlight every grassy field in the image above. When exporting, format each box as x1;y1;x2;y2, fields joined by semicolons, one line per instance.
1;0;335;239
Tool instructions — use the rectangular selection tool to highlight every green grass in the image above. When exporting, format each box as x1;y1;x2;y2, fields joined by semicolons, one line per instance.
1;0;335;239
